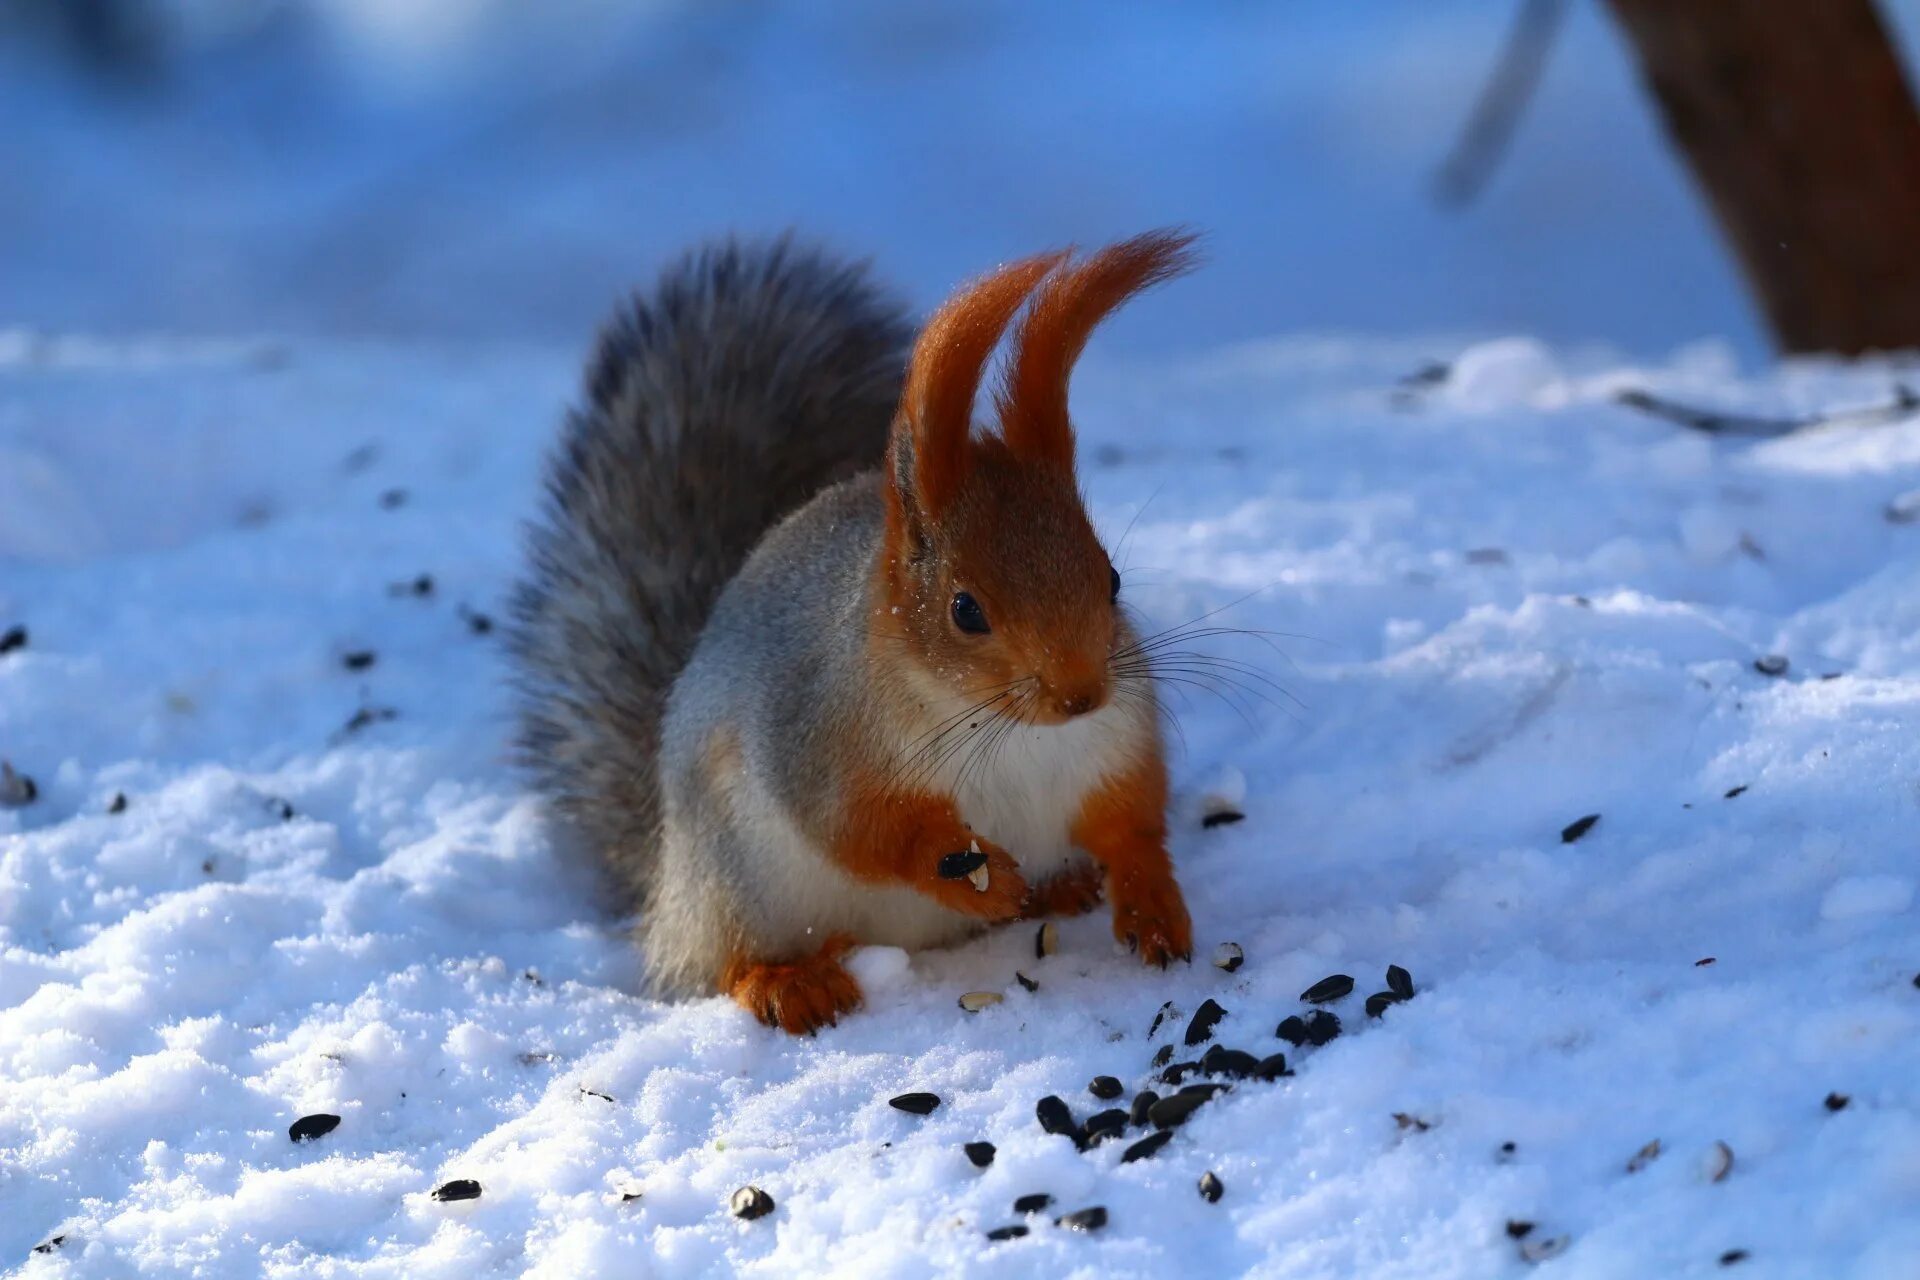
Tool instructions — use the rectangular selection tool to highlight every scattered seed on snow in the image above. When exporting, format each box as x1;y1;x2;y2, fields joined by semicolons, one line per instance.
1705;1141;1734;1183
1013;1193;1054;1214
984;1225;1028;1242
1300;974;1354;1004
1254;1052;1290;1081
288;1113;341;1143
1719;1249;1749;1266
0;625;26;654
1148;1000;1176;1038
1385;965;1415;999
32;1234;67;1254
342;650;376;671
107;792;128;814
1089;1075;1124;1100
1200;807;1245;829
1303;1010;1341;1045
1151;1044;1175;1068
432;1179;483;1203
1056;1207;1108;1232
1507;1220;1535;1239
1560;813;1600;843
1147;1090;1213;1130
1184;998;1227;1045
1084;1108;1129;1144
1365;991;1401;1018
0;762;37;807
964;1141;996;1168
1198;1171;1224;1202
1036;1095;1081;1142
1392;1112;1432;1133
1121;1129;1173;1162
1276;1015;1308;1046
1035;922;1058;958
1626;1139;1662;1173
1824;1092;1850;1112
958;991;1003;1013
1696;957;1716;967
1213;942;1244;973
1753;654;1789;677
730;1186;775;1220
1158;1060;1202;1085
1200;1045;1259;1079
1015;971;1038;993
1724;785;1747;799
890;1092;940;1115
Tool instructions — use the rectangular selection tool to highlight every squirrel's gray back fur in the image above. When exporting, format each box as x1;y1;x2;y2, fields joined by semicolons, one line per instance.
507;238;914;910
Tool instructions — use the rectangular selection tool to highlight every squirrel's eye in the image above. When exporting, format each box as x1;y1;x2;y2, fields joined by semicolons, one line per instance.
950;591;990;635
1109;565;1121;602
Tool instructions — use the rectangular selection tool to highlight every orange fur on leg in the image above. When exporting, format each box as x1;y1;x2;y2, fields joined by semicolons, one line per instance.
1021;860;1106;919
1071;751;1192;966
827;775;1030;919
723;934;863;1035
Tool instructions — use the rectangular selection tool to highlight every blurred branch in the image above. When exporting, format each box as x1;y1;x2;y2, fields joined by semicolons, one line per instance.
1432;0;1569;208
1614;385;1919;437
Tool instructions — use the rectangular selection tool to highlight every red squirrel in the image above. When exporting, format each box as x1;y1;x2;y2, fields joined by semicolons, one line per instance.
511;232;1196;1032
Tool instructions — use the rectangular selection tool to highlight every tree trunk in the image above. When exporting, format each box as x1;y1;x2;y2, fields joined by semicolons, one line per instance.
1605;0;1920;355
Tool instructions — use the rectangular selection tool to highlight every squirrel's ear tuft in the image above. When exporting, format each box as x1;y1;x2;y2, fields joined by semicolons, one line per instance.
996;229;1200;471
890;250;1066;527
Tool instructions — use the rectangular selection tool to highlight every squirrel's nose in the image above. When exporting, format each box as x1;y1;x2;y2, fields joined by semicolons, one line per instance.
1051;684;1104;719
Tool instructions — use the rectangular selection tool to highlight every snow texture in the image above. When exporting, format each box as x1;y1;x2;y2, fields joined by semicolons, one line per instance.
4;329;1919;1278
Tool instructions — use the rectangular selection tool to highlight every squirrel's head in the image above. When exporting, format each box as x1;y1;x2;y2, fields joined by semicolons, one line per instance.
877;231;1197;726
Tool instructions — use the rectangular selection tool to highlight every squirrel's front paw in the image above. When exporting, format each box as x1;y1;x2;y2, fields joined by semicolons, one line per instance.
1110;875;1193;968
925;837;1029;920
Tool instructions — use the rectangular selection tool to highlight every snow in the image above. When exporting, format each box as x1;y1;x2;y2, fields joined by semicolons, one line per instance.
4;326;1919;1278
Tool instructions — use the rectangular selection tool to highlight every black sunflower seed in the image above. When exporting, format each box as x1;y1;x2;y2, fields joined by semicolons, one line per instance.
1724;785;1747;799
964;1141;996;1168
1276;1015;1309;1046
107;792;127;814
1130;1091;1160;1127
1303;1010;1342;1045
32;1234;67;1254
1507;1220;1535;1239
890;1092;940;1115
1085;1109;1129;1143
288;1113;341;1143
730;1185;775;1220
937;850;988;879
1498;1141;1518;1160
1560;813;1600;843
1300;975;1354;1004
1089;1075;1124;1100
1014;1193;1054;1214
0;763;35;808
1147;1090;1213;1129
1056;1207;1108;1232
1036;1095;1080;1142
1753;654;1788;677
342;650;376;671
1198;1171;1224;1202
0;625;26;655
1200;1046;1259;1079
1719;1249;1749;1266
1148;1000;1176;1038
1151;1044;1175;1069
1015;971;1039;993
1158;1060;1202;1085
1385;965;1414;999
432;1179;482;1203
1184;998;1227;1045
1366;991;1402;1018
1121;1130;1173;1162
984;1224;1028;1242
379;488;409;510
1201;809;1245;829
1254;1052;1290;1081
1824;1092;1850;1112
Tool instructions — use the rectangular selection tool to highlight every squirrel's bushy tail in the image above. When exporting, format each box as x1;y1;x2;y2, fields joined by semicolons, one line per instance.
508;239;913;905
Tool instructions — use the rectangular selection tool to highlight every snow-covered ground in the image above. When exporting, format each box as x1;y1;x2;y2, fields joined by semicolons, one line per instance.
4;322;1919;1277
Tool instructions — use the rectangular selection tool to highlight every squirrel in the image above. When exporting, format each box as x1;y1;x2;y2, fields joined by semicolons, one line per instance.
509;231;1197;1033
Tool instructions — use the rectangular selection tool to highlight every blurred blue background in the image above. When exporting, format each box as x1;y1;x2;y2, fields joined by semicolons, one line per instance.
5;1;1919;360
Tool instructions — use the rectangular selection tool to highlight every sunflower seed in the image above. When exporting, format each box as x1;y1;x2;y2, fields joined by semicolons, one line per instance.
1824;1091;1850;1112
1753;654;1789;677
1498;1141;1518;1161
1200;1045;1259;1079
1213;942;1245;973
1121;1129;1173;1162
107;792;128;814
0;762;36;807
1201;808;1245;829
1724;785;1747;799
730;1185;775;1220
288;1113;341;1143
958;991;1004;1013
1130;1091;1160;1126
1626;1138;1661;1173
1275;1016;1309;1046
1089;1075;1124;1100
1300;975;1354;1004
1151;1044;1174;1068
1036;921;1058;958
1393;1112;1431;1132
1719;1249;1749;1266
1056;1206;1108;1232
1254;1052;1291;1081
1147;1090;1213;1129
939;850;988;880
432;1179;482;1203
1184;998;1227;1045
1365;991;1402;1018
0;625;26;654
31;1235;66;1255
1148;1000;1176;1038
1705;1140;1734;1183
890;1092;940;1114
1015;971;1038;993
1560;813;1600;843
1036;1095;1080;1142
984;1224;1028;1242
1013;1193;1054;1214
968;864;991;892
342;650;376;671
1158;1060;1202;1085
964;1141;996;1168
1385;965;1414;999
1507;1220;1534;1239
1519;1234;1569;1263
1303;1010;1341;1045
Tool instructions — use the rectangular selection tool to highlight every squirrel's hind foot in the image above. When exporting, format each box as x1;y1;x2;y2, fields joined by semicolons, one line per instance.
1020;861;1106;919
724;934;864;1035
